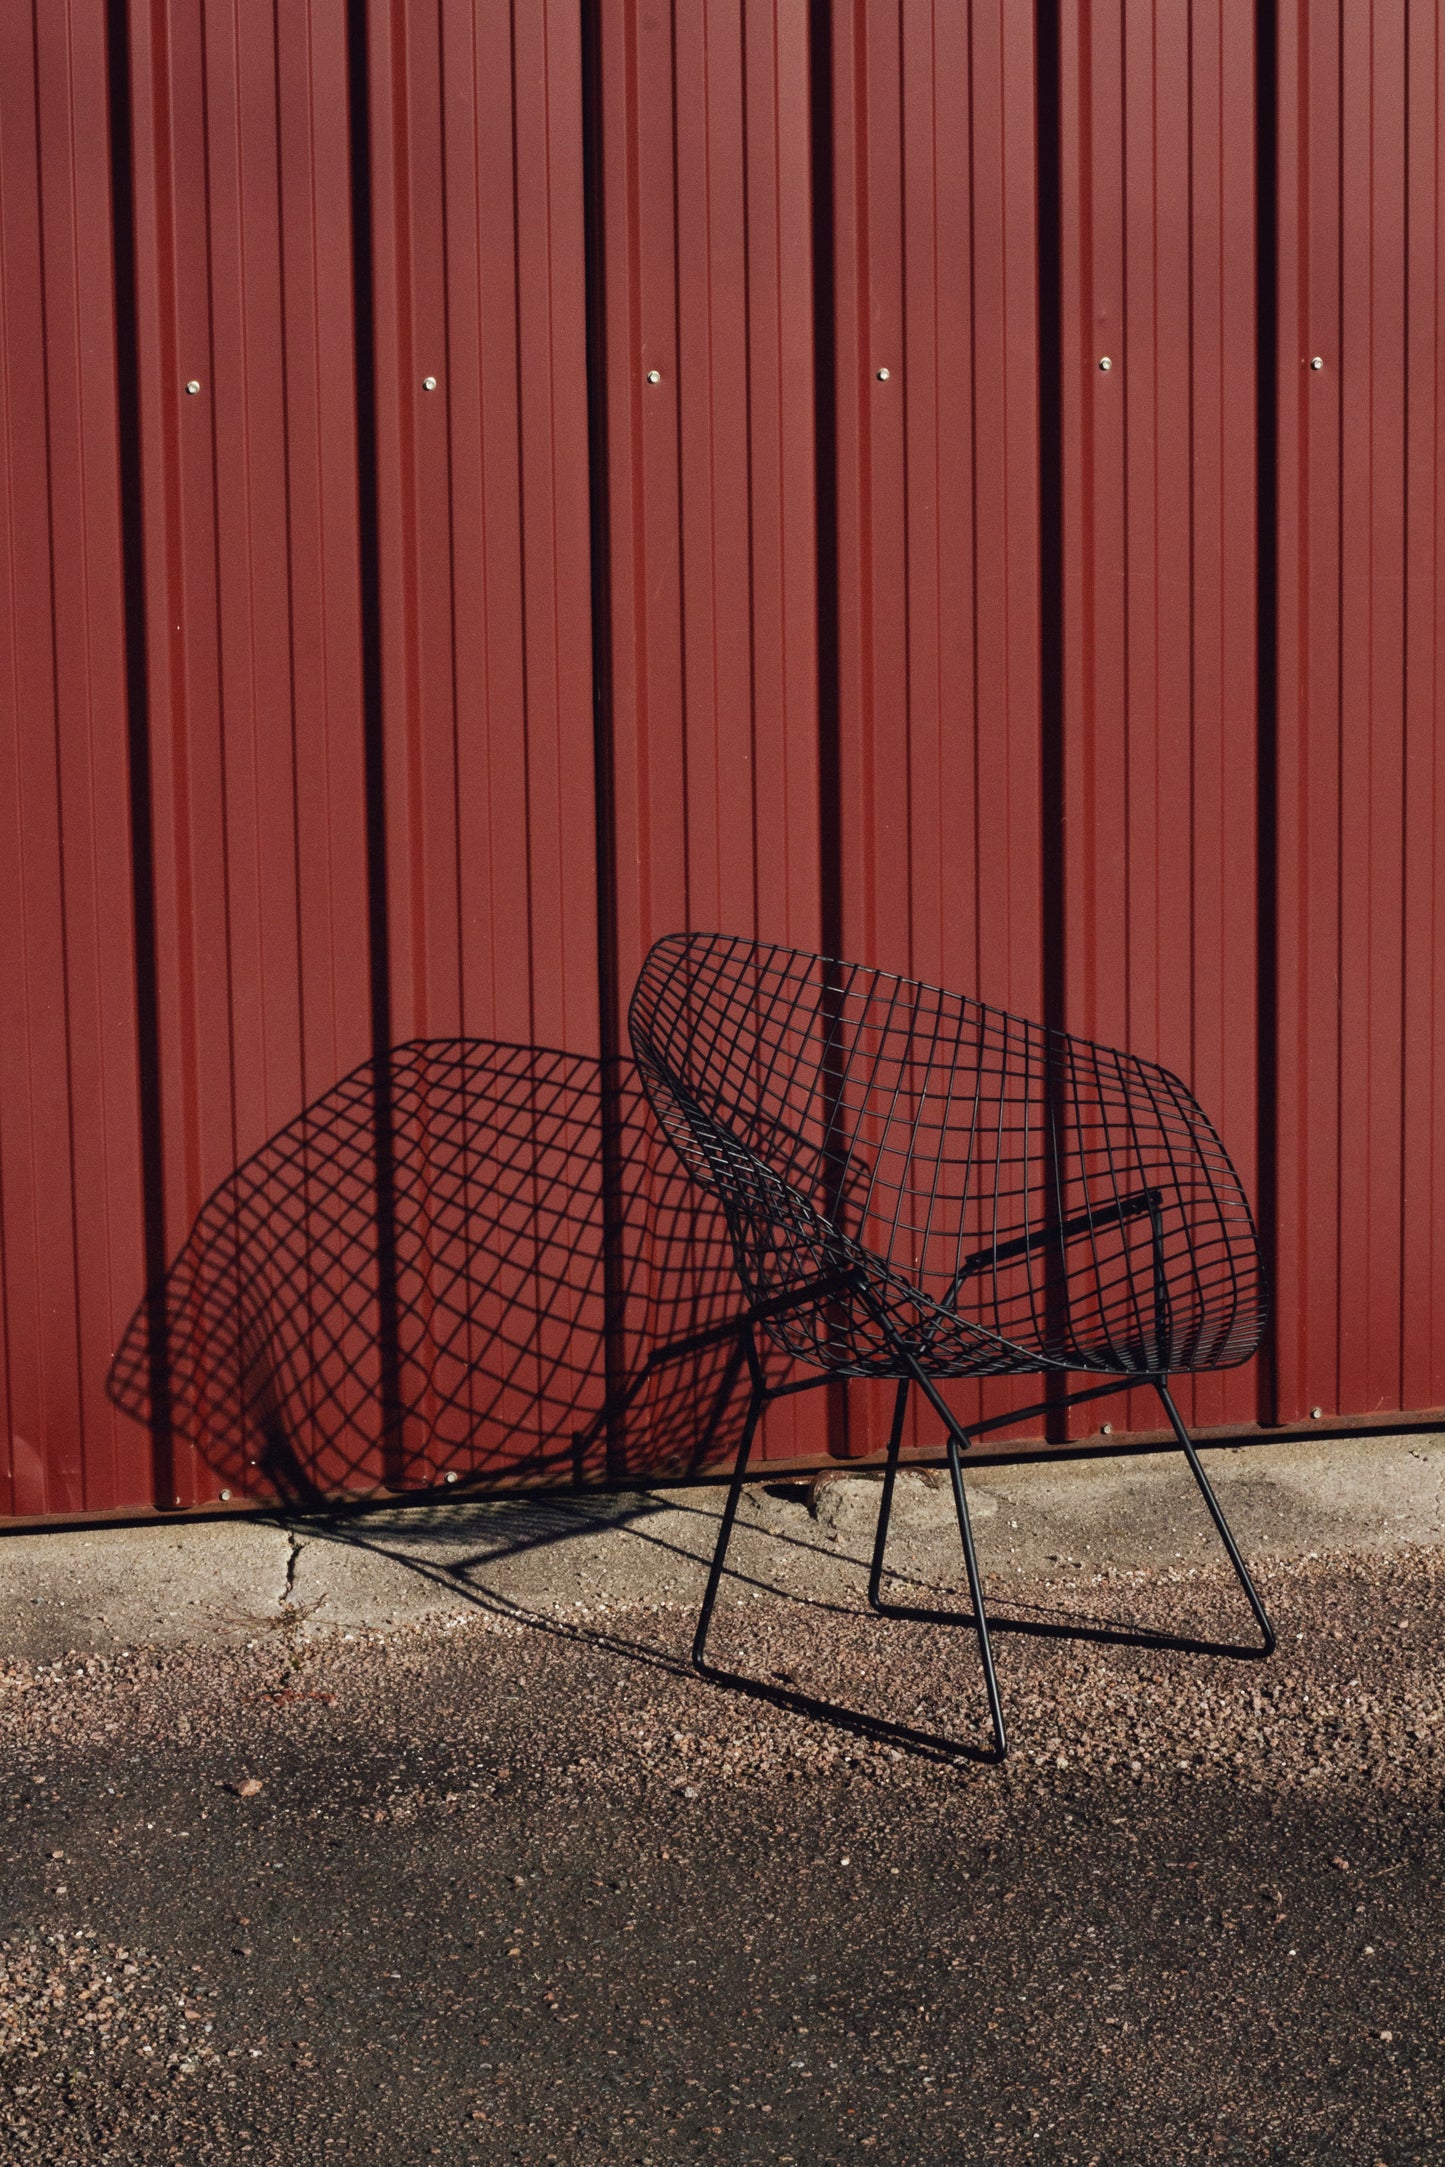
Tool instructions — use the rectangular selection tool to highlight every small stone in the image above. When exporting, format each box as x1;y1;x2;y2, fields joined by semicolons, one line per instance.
231;1778;263;1799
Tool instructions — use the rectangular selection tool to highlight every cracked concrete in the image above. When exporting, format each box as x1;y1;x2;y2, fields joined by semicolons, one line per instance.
0;1518;293;1661
2;1427;1444;1663
282;1529;301;1606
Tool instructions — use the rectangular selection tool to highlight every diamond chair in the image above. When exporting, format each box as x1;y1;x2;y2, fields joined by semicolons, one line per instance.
628;932;1276;1759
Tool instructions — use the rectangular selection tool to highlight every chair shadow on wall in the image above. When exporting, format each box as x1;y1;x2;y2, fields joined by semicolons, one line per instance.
107;1038;793;1513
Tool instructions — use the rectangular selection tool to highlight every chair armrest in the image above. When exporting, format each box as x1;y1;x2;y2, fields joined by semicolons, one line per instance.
943;1185;1163;1308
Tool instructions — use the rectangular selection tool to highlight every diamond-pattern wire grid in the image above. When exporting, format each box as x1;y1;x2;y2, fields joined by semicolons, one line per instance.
628;933;1267;1382
107;1041;780;1502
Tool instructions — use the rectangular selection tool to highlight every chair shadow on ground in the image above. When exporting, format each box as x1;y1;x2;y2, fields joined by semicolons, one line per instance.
253;1483;1271;1769
108;1038;1270;1769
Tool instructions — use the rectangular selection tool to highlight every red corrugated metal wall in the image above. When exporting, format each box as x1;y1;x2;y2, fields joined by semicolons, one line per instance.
0;0;148;1519
593;0;828;1469
1273;0;1445;1432
1057;0;1263;1446
827;0;1050;1461
3;0;1443;1521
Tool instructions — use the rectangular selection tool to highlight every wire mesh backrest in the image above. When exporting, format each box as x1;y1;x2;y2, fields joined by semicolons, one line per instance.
628;933;1266;1377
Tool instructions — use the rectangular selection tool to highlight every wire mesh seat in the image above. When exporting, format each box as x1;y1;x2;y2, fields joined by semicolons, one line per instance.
629;932;1276;1758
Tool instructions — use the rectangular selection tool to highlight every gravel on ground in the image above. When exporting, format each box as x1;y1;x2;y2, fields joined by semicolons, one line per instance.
1;1539;1441;2164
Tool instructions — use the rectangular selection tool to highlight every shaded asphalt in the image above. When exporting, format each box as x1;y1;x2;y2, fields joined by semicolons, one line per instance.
1;1538;1442;2165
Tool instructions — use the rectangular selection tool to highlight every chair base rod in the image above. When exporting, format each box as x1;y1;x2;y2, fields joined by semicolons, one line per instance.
899;1356;1009;1760
1154;1378;1276;1655
692;1355;1271;1761
692;1364;765;1670
866;1379;912;1611
943;1429;1009;1761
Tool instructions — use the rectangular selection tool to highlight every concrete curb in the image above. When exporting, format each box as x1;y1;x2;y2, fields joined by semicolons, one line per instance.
2;1430;1442;1663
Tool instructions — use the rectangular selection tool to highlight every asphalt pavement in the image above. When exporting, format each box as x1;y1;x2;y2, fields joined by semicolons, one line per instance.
2;1505;1442;2164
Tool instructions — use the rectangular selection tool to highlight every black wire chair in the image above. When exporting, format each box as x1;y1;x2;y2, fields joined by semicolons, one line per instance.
628;931;1276;1758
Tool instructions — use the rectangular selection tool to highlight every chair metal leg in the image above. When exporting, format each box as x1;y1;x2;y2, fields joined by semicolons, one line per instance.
866;1379;911;1610
1154;1378;1276;1655
692;1340;767;1671
899;1357;1009;1760
942;1426;1009;1760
